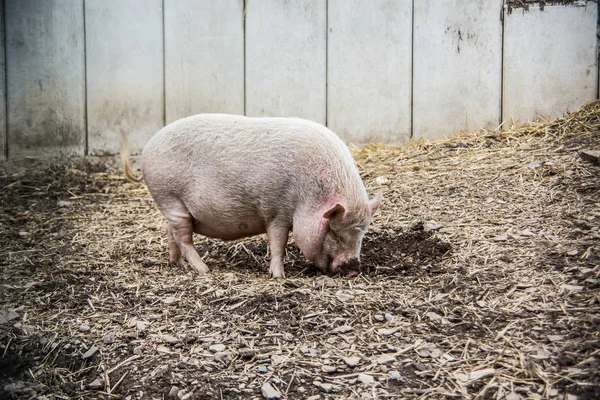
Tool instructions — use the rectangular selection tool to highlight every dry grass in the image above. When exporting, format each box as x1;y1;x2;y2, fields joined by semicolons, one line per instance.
1;101;599;399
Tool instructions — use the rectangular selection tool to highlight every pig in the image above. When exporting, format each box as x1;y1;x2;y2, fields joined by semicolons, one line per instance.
122;114;380;278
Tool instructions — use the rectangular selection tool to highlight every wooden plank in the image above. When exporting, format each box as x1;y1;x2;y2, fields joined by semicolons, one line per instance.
164;0;244;123
245;0;326;124
413;0;503;139
327;0;411;144
503;4;598;124
5;0;85;158
86;0;163;155
0;0;5;160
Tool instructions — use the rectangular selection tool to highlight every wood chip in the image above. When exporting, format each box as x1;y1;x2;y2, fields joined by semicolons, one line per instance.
156;345;170;354
161;334;179;344
82;345;98;359
423;220;443;232
261;382;281;399
579;149;600;165
357;374;375;385
343;356;361;367
377;327;401;336
209;344;226;352
313;381;334;392
563;285;584;292
0;310;19;324
332;325;353;334
335;291;354;302
454;368;495;382
377;354;396;365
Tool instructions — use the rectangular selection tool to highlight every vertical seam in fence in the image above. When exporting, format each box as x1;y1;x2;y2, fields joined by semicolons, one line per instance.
409;0;414;139
243;0;247;116
500;1;505;128
325;0;328;126
596;1;599;100
83;0;88;156
2;0;7;159
162;0;166;126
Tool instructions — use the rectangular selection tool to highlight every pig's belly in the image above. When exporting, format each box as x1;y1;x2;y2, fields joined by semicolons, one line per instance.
190;208;268;241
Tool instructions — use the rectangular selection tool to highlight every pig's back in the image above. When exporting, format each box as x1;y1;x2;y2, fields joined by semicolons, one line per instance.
143;115;360;185
144;114;348;162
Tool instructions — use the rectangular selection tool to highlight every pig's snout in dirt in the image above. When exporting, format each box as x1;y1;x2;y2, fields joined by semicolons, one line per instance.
336;258;361;276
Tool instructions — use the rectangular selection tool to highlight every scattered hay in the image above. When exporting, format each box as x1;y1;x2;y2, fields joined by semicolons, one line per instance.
1;102;599;399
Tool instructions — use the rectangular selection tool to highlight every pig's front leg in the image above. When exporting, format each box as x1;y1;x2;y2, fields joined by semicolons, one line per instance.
266;224;289;279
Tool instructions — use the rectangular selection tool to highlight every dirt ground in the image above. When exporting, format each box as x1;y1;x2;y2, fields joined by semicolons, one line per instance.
1;102;599;399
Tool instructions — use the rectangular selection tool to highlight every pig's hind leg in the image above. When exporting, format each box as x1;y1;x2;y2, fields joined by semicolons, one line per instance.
167;217;209;274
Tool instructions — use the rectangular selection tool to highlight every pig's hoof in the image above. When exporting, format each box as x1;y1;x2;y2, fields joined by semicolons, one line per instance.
191;263;209;275
169;258;185;269
192;267;209;275
270;271;286;279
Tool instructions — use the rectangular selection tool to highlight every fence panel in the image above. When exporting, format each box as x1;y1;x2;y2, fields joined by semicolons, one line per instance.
6;0;85;158
503;4;598;124
164;0;244;124
0;0;5;160
413;0;503;139
3;1;599;158
327;0;411;144
86;0;163;155
246;0;326;124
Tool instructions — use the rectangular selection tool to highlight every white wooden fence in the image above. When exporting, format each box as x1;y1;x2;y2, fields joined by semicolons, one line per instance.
0;0;597;159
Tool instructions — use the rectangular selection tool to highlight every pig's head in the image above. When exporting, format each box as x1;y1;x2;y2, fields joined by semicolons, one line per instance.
294;193;381;275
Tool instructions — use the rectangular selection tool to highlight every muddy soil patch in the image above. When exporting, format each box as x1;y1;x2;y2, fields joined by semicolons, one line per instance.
362;223;452;275
194;224;451;278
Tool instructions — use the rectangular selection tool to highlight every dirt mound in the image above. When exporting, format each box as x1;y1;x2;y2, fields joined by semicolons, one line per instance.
362;223;452;275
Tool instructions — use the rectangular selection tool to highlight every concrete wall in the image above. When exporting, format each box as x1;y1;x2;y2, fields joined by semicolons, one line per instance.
164;0;244;124
503;4;598;124
245;0;327;124
0;0;5;160
1;0;598;158
413;0;503;139
5;0;85;158
327;0;412;144
85;0;164;155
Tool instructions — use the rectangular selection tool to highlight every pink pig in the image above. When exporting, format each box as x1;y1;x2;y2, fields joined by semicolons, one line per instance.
123;114;380;278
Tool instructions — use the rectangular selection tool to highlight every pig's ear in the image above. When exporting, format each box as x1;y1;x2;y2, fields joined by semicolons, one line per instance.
323;204;346;222
368;192;382;216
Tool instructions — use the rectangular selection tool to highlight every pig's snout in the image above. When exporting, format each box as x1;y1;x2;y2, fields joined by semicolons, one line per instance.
334;258;361;276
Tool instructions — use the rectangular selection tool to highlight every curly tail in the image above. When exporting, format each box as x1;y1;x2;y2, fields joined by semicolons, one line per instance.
121;131;144;183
